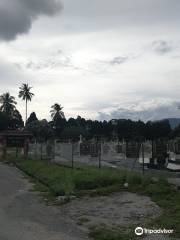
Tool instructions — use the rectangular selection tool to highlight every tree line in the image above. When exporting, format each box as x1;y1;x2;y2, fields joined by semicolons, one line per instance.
0;84;180;142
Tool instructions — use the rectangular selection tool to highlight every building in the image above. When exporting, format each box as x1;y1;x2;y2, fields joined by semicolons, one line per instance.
0;130;33;158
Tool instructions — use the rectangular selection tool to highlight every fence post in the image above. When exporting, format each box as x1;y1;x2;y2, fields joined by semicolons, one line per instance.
72;143;74;169
40;143;43;160
35;141;37;159
16;147;18;158
98;143;101;169
142;142;145;175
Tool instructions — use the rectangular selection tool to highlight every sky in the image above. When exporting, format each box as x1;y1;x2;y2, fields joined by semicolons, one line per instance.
0;0;180;122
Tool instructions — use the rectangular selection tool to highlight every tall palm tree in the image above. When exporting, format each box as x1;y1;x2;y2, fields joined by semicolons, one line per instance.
50;103;65;120
18;83;34;124
0;92;17;116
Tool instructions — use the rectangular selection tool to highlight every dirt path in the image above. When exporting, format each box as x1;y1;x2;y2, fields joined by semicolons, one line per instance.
168;177;180;188
0;163;88;240
61;192;161;229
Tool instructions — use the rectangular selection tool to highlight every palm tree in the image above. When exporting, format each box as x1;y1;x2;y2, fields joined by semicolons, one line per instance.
50;103;65;120
18;83;34;124
0;92;17;116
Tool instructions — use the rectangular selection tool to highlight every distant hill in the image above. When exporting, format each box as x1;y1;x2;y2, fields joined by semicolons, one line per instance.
164;118;180;129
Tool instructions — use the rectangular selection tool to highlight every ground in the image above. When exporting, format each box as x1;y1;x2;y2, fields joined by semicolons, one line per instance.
0;163;87;240
61;192;160;228
168;177;180;188
0;162;179;240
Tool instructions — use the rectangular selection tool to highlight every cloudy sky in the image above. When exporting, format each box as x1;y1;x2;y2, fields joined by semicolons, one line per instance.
1;0;180;122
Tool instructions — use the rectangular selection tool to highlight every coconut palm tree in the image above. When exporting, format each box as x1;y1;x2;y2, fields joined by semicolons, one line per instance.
18;83;34;124
50;103;65;120
0;92;17;116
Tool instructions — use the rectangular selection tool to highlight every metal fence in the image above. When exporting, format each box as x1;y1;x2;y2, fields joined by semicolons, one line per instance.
6;139;180;171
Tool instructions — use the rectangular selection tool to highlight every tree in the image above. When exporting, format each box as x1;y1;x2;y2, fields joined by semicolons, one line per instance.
50;103;66;138
18;83;34;124
171;124;180;138
145;120;171;140
61;126;87;141
0;92;17;116
0;112;9;131
26;119;54;142
50;103;65;120
76;116;86;127
9;110;24;129
26;112;38;125
68;118;78;127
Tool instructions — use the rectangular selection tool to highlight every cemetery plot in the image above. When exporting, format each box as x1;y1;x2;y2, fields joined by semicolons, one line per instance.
90;143;100;157
14;139;180;171
126;142;140;158
150;141;168;168
115;144;123;153
101;142;126;164
139;142;152;164
175;141;180;154
167;140;180;171
153;140;167;157
53;142;73;167
80;143;90;155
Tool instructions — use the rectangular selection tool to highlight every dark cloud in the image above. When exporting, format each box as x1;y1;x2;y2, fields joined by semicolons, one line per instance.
152;40;173;54
0;0;62;41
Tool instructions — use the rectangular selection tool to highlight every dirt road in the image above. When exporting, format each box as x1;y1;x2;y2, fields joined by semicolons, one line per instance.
0;163;88;240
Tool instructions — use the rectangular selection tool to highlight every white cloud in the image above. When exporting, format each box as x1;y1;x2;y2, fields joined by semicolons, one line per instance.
0;0;180;121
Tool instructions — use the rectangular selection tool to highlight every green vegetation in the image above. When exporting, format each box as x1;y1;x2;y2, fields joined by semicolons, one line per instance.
6;157;127;196
0;111;9;131
0;92;24;129
129;178;180;237
0;92;17;116
18;83;34;123
0;87;174;141
3;157;180;239
50;103;65;120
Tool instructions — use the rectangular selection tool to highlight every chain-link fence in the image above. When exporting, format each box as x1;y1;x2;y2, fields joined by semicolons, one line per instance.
21;139;180;171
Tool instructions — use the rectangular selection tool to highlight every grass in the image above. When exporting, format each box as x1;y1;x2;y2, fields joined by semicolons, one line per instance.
2;156;180;239
129;178;180;237
5;157;128;197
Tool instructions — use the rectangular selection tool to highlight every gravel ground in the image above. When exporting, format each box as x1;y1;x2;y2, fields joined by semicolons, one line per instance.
61;192;161;228
168;177;180;188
